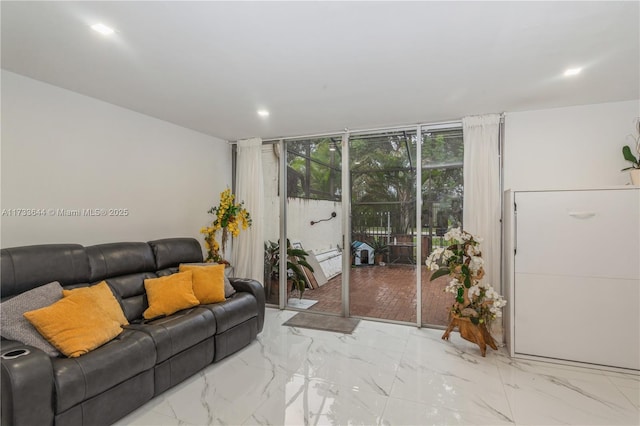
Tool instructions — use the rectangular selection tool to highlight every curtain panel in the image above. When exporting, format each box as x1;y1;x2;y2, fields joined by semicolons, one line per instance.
462;114;501;291
233;138;264;283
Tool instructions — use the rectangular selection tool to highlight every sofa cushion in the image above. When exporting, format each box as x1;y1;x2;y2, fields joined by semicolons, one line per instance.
222;266;236;297
148;238;203;270
0;281;63;356
181;262;236;297
199;292;258;334
127;307;216;363
1;244;90;298
143;272;199;319
52;329;156;413
178;263;226;304
86;242;156;282
154;266;233;299
24;293;123;358
62;281;128;326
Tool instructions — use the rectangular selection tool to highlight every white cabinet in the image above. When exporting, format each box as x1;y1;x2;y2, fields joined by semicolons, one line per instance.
504;188;640;371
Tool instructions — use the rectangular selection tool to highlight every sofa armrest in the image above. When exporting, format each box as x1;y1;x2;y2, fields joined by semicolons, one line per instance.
1;341;55;426
229;278;265;333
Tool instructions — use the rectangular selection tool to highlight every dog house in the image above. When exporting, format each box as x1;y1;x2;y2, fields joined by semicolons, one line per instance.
352;241;375;266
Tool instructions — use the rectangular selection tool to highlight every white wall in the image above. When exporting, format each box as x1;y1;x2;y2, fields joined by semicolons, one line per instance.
504;99;640;191
286;199;342;254
1;70;231;248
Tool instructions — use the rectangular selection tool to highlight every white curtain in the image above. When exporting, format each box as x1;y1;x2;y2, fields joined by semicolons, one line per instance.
463;114;503;342
462;114;501;292
232;138;264;283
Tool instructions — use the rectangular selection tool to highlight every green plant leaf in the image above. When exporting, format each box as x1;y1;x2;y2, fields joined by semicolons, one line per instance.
288;248;308;257
429;268;450;281
464;275;471;288
623;145;640;165
296;259;314;272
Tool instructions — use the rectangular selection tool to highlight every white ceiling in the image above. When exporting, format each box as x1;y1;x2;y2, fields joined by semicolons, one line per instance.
2;1;638;141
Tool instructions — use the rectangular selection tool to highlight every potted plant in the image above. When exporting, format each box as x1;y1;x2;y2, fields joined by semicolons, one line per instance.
264;239;314;300
370;238;389;265
426;227;506;356
621;118;640;186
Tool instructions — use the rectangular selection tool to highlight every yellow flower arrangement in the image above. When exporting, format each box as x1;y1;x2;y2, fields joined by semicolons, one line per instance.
200;188;252;262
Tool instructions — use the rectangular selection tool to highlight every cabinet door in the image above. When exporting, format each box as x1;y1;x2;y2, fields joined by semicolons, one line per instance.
514;273;639;370
514;189;639;280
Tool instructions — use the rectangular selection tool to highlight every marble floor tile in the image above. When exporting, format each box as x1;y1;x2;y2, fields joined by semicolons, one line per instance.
400;326;513;425
113;409;186;426
617;385;640;409
382;395;514;426
246;374;388;425
497;357;638;425
117;307;640;426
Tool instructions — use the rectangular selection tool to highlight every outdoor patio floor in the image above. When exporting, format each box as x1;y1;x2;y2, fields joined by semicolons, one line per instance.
290;265;454;326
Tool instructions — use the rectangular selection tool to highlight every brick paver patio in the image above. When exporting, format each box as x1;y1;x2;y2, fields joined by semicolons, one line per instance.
269;265;454;326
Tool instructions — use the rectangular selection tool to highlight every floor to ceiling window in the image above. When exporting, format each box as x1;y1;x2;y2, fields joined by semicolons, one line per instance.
262;136;343;312
261;121;464;328
420;126;464;327
284;136;342;313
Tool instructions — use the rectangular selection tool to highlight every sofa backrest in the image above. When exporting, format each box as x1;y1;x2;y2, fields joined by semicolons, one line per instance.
85;242;158;321
1;238;204;321
86;242;157;282
0;244;90;298
148;238;203;271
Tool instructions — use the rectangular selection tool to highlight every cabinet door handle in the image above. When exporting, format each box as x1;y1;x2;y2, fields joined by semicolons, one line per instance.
568;211;596;219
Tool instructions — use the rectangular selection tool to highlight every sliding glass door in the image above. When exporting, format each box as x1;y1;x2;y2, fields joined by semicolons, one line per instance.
263;123;464;328
348;130;418;322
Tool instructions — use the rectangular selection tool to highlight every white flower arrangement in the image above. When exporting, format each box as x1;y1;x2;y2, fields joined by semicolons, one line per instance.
426;227;506;325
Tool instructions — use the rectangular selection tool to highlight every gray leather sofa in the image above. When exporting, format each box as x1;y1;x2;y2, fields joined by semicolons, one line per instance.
0;238;265;426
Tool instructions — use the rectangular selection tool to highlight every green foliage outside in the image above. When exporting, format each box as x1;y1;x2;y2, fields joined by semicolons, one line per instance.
287;138;341;200
286;129;464;239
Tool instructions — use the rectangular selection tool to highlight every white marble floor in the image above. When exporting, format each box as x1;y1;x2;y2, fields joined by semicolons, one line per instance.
116;308;639;426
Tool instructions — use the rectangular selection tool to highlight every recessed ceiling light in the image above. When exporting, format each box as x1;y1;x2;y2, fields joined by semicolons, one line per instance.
257;110;270;117
91;23;115;36
563;67;582;77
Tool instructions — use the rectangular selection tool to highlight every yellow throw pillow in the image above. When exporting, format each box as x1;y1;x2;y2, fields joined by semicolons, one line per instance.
178;263;226;304
143;271;199;319
63;281;129;326
24;295;122;358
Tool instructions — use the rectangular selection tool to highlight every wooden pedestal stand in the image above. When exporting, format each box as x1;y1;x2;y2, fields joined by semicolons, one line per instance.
442;316;497;357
